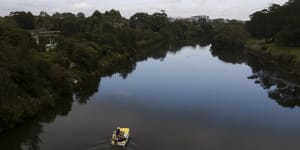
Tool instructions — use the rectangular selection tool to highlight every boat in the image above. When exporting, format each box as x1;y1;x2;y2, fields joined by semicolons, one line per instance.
111;128;130;147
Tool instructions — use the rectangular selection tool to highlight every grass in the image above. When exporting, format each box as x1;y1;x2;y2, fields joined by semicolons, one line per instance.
246;39;300;62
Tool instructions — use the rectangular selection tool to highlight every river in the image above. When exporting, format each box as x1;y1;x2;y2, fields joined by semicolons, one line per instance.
1;44;300;150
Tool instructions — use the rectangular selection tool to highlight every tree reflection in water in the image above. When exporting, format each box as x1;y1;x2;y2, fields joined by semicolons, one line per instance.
0;42;203;150
211;47;300;108
3;42;300;149
247;54;300;108
0;95;73;150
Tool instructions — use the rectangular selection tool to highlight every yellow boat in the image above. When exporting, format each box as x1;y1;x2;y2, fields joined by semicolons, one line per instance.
111;128;130;147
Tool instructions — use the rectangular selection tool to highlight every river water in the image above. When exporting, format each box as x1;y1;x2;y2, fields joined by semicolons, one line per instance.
1;44;300;150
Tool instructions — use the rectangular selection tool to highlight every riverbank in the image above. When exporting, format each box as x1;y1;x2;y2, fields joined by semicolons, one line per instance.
245;39;300;62
245;39;300;80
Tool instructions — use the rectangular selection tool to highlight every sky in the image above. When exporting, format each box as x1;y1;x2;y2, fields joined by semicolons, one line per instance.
0;0;287;20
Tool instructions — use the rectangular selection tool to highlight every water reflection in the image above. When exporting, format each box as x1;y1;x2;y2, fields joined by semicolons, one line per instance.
210;47;246;64
0;42;203;150
246;54;300;108
211;47;300;108
74;75;101;104
0;96;73;150
73;42;191;103
1;43;300;150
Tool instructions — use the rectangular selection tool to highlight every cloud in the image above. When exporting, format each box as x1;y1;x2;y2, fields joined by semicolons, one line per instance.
72;2;91;9
0;0;288;20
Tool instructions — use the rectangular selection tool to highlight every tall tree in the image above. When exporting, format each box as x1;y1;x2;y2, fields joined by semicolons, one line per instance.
9;11;36;30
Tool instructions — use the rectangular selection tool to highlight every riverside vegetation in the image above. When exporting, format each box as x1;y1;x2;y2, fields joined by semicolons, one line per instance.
212;0;300;62
0;10;213;132
1;0;300;133
245;0;300;61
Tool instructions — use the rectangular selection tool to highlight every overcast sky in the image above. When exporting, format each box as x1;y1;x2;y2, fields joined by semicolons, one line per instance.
0;0;287;20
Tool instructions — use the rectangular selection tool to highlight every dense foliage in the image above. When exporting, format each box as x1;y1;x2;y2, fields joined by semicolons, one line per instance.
212;21;250;50
246;0;300;46
0;10;212;132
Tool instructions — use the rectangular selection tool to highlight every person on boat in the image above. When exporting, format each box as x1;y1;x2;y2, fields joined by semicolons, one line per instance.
113;127;125;142
116;127;121;136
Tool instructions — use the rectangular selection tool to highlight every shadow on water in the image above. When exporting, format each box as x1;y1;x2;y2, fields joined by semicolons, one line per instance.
211;47;300;108
74;75;101;104
0;41;207;150
247;56;300;108
0;95;73;150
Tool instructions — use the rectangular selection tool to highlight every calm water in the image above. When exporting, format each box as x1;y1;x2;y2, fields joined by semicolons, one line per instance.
1;45;300;150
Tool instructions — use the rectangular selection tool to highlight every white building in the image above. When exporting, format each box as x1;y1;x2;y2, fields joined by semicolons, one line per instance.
168;15;211;23
190;15;210;22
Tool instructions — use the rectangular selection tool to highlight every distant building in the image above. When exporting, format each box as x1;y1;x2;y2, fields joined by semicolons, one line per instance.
169;15;210;23
212;18;246;24
190;15;210;23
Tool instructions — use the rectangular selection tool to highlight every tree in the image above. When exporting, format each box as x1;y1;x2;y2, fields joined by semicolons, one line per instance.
92;10;102;19
59;13;77;36
9;11;36;30
36;11;52;29
104;9;121;17
212;23;250;50
246;0;300;46
77;12;86;32
129;13;152;30
151;11;168;32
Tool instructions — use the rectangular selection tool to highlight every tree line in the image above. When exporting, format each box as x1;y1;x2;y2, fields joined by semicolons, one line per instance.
210;0;300;52
246;0;300;46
